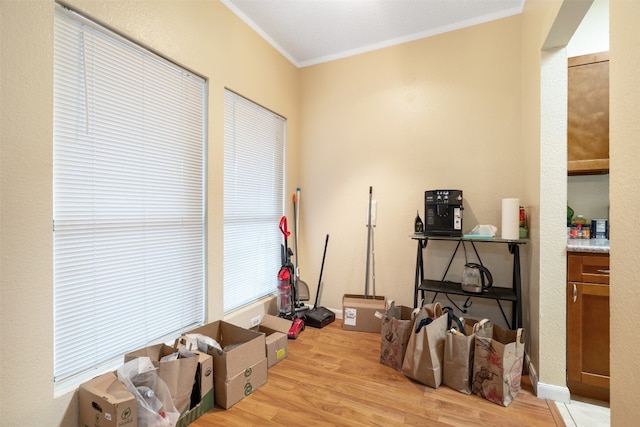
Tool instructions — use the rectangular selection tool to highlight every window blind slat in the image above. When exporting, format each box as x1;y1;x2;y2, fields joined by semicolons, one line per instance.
53;6;206;386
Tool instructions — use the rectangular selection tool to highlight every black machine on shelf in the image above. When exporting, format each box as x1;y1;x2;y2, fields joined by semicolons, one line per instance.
424;189;463;237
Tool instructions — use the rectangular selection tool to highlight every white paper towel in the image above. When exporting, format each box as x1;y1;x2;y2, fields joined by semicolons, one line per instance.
501;198;520;240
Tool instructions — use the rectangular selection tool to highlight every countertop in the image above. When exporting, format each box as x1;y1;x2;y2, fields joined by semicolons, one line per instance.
567;238;610;254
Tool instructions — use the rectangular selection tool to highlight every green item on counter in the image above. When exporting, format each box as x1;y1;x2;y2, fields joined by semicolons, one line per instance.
567;205;574;226
519;226;528;239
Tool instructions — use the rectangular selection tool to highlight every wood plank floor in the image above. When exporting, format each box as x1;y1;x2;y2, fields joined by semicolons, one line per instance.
191;319;564;426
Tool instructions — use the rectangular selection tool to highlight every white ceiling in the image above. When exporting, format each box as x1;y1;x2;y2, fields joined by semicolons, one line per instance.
221;0;525;68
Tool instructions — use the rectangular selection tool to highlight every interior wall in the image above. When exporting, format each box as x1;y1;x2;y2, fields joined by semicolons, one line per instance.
0;0;299;425
538;48;569;392
609;1;640;423
514;0;568;396
298;16;524;328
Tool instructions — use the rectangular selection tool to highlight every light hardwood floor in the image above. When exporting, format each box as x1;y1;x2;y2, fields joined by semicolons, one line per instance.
192;319;564;426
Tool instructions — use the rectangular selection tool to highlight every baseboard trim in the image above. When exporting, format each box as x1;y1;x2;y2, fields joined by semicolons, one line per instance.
537;382;571;403
525;353;571;403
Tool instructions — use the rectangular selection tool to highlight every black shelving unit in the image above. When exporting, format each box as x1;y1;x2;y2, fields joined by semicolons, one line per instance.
411;234;526;329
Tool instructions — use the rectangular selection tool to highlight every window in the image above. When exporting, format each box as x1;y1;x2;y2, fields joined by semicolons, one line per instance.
223;90;286;312
53;5;206;388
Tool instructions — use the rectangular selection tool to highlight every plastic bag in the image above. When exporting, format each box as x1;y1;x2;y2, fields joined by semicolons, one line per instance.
117;356;180;427
468;224;497;237
183;333;222;353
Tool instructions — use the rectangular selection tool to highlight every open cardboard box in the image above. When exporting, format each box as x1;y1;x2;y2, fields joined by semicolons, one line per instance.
78;372;137;427
187;320;267;409
253;314;291;368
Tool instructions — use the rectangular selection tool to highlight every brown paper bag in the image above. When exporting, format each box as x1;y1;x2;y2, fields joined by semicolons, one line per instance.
401;302;447;388
443;318;492;394
380;303;415;370
124;343;199;414
472;325;525;406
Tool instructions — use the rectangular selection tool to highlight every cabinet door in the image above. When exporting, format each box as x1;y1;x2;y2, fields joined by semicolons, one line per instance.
567;281;610;401
567;52;609;175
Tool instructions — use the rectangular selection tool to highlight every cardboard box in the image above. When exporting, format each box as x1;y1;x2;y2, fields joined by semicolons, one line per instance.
187;320;266;409
176;389;214;427
255;314;290;368
342;294;387;332
124;343;199;415
78;372;137;427
215;357;268;409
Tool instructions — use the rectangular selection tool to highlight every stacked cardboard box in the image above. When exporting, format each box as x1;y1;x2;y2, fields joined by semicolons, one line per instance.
188;320;267;409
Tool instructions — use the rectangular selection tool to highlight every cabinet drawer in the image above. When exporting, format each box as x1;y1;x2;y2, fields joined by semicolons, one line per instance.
568;253;610;284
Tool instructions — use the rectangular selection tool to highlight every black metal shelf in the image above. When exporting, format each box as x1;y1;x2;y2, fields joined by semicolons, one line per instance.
419;279;517;302
411;233;528;245
411;235;525;329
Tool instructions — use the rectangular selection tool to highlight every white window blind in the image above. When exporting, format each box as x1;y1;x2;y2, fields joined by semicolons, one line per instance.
53;5;206;387
223;90;286;312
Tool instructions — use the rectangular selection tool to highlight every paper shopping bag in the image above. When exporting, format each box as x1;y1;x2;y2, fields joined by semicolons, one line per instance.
380;302;415;370
125;343;199;414
472;325;525;406
443;318;492;394
401;302;448;388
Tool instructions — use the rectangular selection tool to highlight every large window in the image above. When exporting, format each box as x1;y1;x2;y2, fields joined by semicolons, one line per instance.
53;5;206;389
223;90;286;312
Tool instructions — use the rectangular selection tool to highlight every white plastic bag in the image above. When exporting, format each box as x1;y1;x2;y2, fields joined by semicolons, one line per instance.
183;333;222;353
469;224;497;237
117;357;180;427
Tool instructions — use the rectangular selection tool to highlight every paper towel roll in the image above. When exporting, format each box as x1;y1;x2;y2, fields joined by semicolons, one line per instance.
501;198;520;240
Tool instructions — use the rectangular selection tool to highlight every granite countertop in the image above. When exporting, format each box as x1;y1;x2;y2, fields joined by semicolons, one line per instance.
567;238;610;253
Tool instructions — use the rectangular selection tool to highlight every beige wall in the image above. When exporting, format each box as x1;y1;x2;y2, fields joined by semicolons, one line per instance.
610;1;640;423
299;16;524;327
0;0;298;424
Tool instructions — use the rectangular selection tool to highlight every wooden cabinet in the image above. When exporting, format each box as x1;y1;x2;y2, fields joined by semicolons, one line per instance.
566;252;610;401
567;52;609;175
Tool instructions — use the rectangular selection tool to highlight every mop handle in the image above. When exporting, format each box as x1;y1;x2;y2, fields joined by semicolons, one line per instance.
293;192;300;274
371;225;376;297
364;186;372;297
